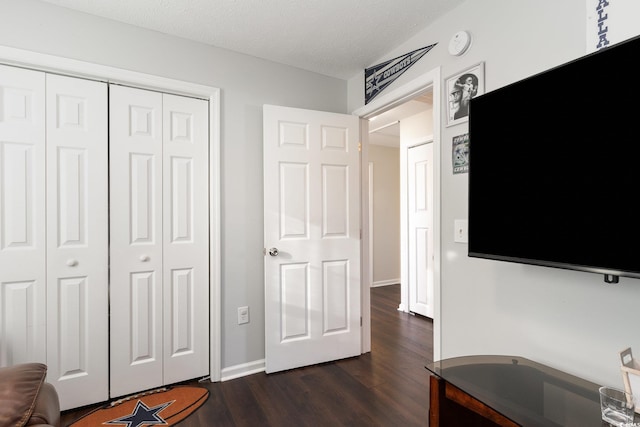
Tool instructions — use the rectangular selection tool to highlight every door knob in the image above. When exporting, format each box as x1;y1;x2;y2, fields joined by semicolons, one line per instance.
66;259;78;267
140;255;150;262
268;248;279;257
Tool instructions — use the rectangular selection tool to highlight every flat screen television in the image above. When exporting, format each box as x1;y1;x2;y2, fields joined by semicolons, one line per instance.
468;35;640;284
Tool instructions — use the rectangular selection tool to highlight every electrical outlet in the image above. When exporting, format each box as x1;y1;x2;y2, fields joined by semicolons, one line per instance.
237;306;249;325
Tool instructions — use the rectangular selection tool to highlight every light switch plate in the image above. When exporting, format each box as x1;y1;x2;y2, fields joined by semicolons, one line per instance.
238;306;249;324
454;219;468;243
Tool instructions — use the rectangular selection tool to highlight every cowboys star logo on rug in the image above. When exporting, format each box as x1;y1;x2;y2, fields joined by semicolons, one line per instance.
105;400;173;427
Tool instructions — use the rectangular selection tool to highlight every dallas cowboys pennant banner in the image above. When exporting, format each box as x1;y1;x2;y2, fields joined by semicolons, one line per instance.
365;43;437;104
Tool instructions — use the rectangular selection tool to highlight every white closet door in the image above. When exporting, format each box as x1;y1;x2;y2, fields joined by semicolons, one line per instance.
45;74;108;410
162;94;209;384
110;86;209;397
0;65;46;366
110;85;164;397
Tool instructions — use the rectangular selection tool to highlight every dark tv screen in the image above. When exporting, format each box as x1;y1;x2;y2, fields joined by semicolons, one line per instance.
468;35;640;281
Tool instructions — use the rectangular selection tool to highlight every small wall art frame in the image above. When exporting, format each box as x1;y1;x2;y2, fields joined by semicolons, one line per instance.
445;62;485;127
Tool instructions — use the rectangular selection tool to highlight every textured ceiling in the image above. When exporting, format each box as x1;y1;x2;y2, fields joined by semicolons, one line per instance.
39;0;464;80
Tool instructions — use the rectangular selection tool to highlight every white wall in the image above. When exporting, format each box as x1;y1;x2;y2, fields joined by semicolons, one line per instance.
400;110;433;145
350;0;640;389
0;0;347;372
369;145;400;286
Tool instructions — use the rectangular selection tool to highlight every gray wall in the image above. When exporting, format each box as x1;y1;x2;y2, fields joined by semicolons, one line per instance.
349;0;640;388
369;145;400;286
0;0;347;371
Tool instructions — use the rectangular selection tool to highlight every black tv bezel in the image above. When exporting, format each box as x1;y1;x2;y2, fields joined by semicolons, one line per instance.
467;35;640;284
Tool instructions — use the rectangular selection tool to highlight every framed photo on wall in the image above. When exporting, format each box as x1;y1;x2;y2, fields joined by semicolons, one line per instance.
445;62;485;127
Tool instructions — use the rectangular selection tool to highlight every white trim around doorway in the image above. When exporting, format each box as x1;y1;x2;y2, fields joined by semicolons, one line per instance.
353;67;442;361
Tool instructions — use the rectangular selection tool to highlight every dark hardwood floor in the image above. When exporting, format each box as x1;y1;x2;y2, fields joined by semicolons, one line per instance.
62;284;433;426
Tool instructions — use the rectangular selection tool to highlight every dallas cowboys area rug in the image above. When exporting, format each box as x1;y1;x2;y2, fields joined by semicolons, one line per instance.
69;385;209;427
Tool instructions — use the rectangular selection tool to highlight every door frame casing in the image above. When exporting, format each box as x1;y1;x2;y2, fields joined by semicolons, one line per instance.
0;45;222;381
353;67;441;359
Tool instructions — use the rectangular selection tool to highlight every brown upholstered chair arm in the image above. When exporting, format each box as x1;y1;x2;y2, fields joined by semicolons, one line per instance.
0;363;59;427
25;382;60;426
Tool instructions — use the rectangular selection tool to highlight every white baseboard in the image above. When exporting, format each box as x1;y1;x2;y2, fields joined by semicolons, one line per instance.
371;279;400;287
220;359;266;381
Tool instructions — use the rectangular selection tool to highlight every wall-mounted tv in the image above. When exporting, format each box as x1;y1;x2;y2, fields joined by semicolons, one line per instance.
468;35;640;284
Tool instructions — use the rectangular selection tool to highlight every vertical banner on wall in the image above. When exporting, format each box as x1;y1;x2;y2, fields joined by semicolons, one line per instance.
586;0;640;53
364;43;437;105
452;133;469;174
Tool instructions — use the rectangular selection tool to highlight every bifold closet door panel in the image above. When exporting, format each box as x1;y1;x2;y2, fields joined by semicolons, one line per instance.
162;94;209;384
45;74;108;410
0;65;46;366
110;86;210;397
110;85;164;398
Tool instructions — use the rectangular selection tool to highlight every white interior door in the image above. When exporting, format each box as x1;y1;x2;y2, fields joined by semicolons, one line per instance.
110;85;209;398
45;74;108;409
408;143;434;318
0;64;46;366
263;104;361;373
